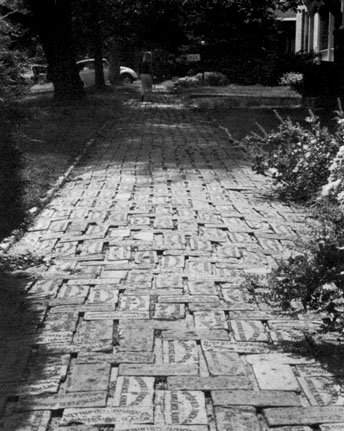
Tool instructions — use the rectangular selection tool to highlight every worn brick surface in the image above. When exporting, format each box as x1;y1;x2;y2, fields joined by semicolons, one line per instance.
2;93;337;430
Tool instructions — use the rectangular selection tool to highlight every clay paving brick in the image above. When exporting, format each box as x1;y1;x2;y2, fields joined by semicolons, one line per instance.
263;407;344;427
188;280;217;295
253;362;300;391
320;425;344;431
188;261;213;275
298;376;344;406
155;274;184;288
57;284;89;299
158;295;220;304
215;406;261;431
230;320;270;342
162;329;229;341
119;295;150;312
266;428;312;431
168;375;252;391
162;390;208;425
60;407;153;426
76;352;155;364
162;340;198;364
112;376;154;409
153;303;185;320
86;287;119;306
201;340;271;354
203;350;247;376
212;390;301;407
67;363;111;392
246;353;315;365
114;427;208;431
2;411;51;431
194;311;227;330
16;391;108;411
117;326;155;352
74;320;113;344
119;363;198;376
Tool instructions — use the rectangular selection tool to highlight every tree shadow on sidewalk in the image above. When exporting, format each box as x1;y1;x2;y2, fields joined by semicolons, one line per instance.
0;270;53;429
275;335;344;378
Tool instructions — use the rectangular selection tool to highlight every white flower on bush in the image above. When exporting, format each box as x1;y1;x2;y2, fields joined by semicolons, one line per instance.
279;72;303;87
321;179;342;196
268;167;279;176
337;190;344;205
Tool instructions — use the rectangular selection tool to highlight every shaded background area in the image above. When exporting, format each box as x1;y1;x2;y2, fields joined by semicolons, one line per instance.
1;88;339;241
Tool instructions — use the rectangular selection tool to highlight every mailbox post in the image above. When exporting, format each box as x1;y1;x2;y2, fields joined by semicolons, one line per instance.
186;53;202;80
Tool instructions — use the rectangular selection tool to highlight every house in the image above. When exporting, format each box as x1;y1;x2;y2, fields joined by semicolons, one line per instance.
295;0;344;62
293;0;344;101
275;9;297;54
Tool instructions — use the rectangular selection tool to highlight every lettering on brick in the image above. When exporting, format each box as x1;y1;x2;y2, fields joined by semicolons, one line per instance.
112;376;154;409
60;407;153;426
163;340;198;364
164;391;207;425
215;406;261;431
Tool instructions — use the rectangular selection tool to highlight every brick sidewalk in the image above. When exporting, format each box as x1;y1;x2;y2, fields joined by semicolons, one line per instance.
1;94;343;430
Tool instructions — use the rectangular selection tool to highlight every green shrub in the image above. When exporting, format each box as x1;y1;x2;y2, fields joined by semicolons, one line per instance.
245;112;340;201
173;71;228;90
0;48;27;102
320;108;344;206
279;72;303;94
259;218;344;332
202;71;228;86
247;106;344;332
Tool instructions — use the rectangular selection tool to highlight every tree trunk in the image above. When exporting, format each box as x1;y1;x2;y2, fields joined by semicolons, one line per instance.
28;0;85;101
90;0;105;89
108;40;122;85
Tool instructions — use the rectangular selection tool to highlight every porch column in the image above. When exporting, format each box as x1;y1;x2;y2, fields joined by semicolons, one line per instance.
295;8;304;52
313;12;321;52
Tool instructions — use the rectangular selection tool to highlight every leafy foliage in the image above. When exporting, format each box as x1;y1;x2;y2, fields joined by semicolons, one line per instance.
245;112;340;201
320;108;344;207
247;105;344;332
279;71;303;93
262;219;344;332
0;9;29;101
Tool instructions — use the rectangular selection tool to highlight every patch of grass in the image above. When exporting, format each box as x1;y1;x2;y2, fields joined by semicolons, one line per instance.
8;88;124;212
208;107;336;141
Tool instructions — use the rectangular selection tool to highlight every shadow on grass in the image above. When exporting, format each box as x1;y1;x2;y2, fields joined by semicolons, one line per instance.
0;111;27;240
1;88;128;241
0;270;52;428
205;106;337;142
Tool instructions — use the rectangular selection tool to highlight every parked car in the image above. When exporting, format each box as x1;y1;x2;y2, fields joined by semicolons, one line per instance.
21;64;49;84
22;59;137;87
76;58;138;86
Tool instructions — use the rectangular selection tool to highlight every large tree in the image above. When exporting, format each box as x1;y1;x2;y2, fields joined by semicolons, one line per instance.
1;0;85;100
27;0;85;100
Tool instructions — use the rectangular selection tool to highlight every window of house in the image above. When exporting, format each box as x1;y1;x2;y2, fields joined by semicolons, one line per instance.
320;9;329;50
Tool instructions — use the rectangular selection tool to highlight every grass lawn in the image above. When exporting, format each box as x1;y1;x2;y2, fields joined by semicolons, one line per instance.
203;107;338;142
10;88;126;211
0;87;133;241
